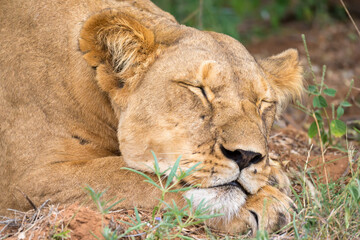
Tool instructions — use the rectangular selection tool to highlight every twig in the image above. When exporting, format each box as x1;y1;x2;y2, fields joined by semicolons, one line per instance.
38;200;50;211
122;223;160;238
269;132;281;139
344;79;354;101
341;150;359;178
0;222;10;235
290;169;321;208
16;188;37;211
6;209;25;214
339;0;360;38
312;112;330;201
302;34;317;84
181;9;199;24
15;188;37;211
303;144;313;209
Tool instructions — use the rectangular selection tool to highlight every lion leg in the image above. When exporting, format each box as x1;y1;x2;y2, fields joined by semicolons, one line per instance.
9;156;183;213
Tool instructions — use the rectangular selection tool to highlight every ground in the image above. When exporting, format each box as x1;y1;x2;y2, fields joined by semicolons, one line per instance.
1;19;359;240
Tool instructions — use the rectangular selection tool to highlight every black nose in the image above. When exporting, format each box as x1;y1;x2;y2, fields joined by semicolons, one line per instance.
220;145;263;170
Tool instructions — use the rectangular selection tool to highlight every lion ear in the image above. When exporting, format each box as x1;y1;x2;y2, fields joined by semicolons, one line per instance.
259;49;303;113
79;10;157;104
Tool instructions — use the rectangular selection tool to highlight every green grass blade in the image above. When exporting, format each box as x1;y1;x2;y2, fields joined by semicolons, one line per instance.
104;199;124;213
168;186;194;193
185;162;202;176
134;206;141;223
144;179;161;189
121;167;154;183
178;235;193;240
151;150;160;173
293;212;300;239
90;231;101;240
165;155;181;188
118;222;147;238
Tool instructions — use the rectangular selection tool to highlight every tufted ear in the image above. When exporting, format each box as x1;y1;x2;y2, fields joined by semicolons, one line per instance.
79;10;157;105
259;49;303;114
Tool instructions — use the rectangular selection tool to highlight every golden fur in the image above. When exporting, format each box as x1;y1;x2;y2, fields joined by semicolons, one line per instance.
0;0;303;234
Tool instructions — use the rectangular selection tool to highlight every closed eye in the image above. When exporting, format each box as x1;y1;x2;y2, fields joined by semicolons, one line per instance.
178;81;210;104
199;86;209;101
258;100;276;113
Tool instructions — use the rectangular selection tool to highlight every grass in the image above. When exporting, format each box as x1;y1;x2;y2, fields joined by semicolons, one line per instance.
71;134;359;240
79;148;359;240
85;153;221;240
271;152;360;239
1;150;358;239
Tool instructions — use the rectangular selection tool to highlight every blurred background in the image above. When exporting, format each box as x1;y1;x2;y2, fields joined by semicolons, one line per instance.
153;0;360;42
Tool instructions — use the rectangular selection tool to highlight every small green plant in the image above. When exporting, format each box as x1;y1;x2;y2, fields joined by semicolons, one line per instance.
84;186;129;240
51;228;71;240
255;230;269;240
84;186;124;216
296;34;353;148
121;151;221;239
85;152;220;239
123;152;201;220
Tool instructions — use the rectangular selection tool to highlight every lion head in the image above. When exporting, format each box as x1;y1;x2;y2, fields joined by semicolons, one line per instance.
80;9;302;227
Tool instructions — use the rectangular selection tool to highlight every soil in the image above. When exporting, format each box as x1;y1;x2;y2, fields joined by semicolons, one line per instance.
269;126;351;182
1;204;211;240
1;19;360;240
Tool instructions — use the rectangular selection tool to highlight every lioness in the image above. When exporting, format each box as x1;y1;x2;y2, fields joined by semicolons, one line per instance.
0;0;302;234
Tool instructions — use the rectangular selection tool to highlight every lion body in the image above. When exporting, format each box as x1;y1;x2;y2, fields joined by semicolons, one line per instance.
0;0;302;234
0;0;172;213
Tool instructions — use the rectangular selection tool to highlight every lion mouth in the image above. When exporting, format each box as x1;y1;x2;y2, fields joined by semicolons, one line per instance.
213;180;251;195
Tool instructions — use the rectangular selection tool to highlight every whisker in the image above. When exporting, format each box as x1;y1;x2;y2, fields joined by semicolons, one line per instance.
156;152;188;155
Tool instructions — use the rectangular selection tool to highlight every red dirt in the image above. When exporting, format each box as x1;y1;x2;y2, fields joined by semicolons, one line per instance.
270;126;350;182
1;204;210;239
4;204;104;240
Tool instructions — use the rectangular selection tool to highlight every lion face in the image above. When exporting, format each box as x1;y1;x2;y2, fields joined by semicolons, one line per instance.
80;10;302;219
119;37;271;187
117;30;301;190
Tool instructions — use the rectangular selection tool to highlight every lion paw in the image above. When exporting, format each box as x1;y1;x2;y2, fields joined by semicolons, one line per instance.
244;186;296;233
211;186;296;235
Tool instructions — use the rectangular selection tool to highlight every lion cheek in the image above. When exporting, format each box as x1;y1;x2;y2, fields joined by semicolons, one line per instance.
202;160;240;187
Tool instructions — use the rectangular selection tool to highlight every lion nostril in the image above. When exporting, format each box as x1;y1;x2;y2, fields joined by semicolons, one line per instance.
220;145;263;170
220;145;242;161
250;152;263;165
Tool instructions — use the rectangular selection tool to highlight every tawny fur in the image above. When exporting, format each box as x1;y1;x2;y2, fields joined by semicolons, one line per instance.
0;0;302;235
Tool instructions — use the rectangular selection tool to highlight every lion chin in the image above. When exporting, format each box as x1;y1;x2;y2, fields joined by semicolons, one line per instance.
0;0;302;235
186;185;247;223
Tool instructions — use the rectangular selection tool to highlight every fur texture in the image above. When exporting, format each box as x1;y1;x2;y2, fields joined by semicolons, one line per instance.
0;0;302;235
